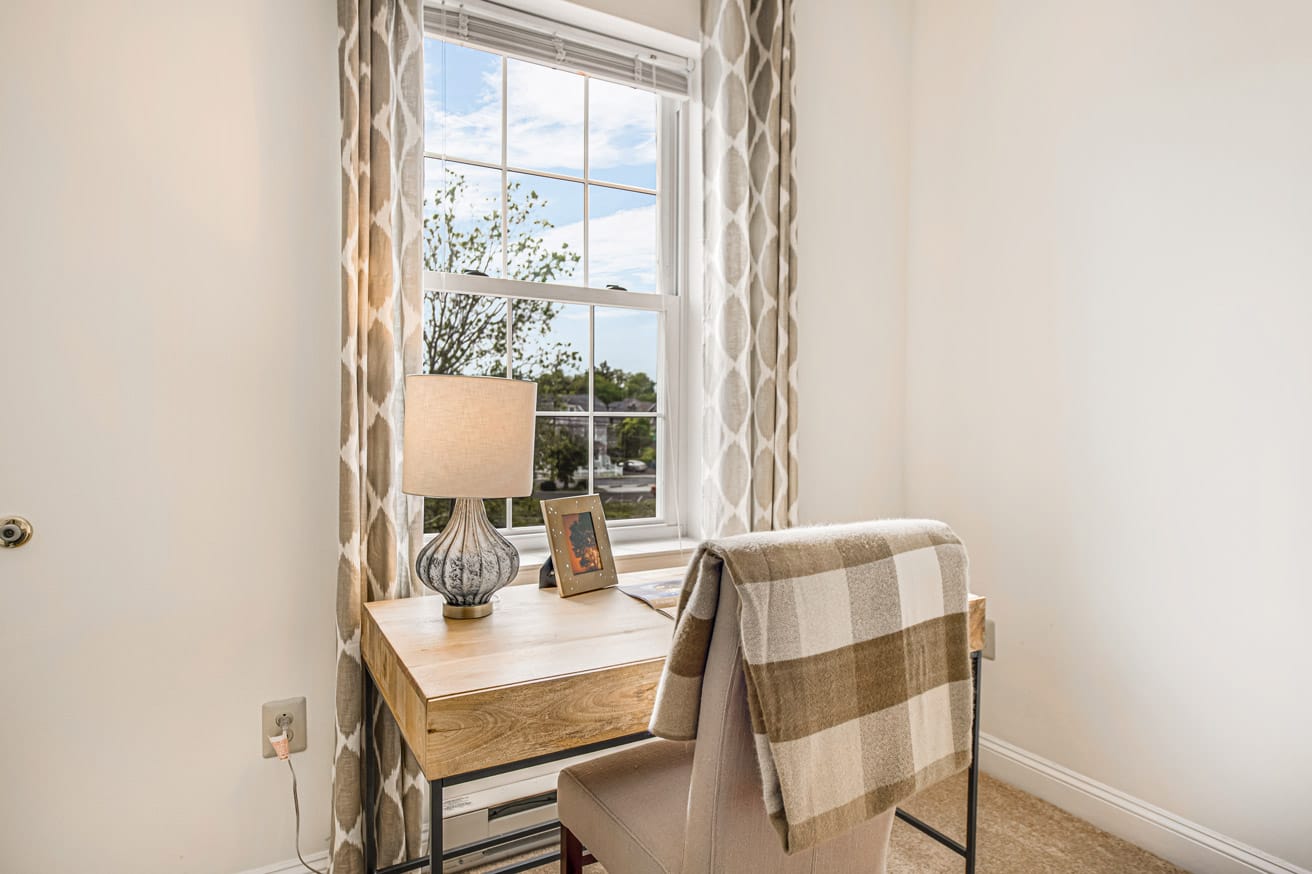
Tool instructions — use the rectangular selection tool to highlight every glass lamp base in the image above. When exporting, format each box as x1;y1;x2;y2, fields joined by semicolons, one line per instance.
416;497;519;620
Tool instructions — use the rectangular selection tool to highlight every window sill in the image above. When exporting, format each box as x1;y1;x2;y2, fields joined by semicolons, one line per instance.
509;535;694;586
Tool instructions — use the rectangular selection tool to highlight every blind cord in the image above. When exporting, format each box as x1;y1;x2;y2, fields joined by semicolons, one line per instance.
285;758;327;874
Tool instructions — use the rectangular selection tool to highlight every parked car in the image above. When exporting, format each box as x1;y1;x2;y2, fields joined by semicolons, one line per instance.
621;459;648;473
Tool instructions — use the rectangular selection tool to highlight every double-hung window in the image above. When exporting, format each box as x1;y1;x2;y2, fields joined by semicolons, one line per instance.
420;2;692;543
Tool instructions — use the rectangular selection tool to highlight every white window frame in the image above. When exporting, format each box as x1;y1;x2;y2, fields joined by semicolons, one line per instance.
421;11;695;551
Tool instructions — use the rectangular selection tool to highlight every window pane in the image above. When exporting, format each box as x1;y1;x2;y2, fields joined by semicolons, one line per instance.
505;172;583;285
588;186;657;292
593;308;658;411
423;291;507;377
512;301;587;410
588;78;657;189
424;160;503;276
507;59;583;177
595;417;657;521
424;39;501;165
512;416;589;526
426;498;507;534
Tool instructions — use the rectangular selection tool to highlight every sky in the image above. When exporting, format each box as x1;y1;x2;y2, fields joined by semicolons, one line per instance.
423;40;659;293
422;38;663;379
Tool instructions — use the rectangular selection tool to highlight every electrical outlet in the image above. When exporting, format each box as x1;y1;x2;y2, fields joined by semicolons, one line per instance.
983;619;997;661
261;697;308;758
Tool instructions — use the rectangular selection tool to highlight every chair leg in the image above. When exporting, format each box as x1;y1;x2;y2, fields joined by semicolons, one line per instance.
561;824;586;874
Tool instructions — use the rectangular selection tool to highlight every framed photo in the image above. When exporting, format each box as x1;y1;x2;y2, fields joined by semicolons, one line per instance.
541;494;618;597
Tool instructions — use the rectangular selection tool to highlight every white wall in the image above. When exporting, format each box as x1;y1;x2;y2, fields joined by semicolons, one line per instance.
14;0;1306;870
905;1;1312;867
795;0;913;524
526;0;699;48
0;2;341;871
572;0;698;42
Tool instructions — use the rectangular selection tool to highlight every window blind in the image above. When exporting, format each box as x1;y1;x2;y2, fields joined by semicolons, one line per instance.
423;1;693;97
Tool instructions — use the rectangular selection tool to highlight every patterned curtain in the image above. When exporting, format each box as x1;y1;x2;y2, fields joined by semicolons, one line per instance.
701;0;799;537
331;1;426;872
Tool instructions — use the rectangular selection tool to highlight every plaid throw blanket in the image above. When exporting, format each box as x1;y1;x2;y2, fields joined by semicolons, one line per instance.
649;521;973;853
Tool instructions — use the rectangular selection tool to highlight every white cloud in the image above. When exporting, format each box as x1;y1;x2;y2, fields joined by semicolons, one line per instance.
426;55;656;178
583;77;658;173
582;204;658;290
424;68;501;164
535;203;657;290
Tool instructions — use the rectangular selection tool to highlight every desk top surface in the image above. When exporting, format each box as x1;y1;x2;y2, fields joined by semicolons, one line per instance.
363;569;679;703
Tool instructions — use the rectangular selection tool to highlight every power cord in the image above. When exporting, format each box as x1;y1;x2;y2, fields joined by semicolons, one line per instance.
271;722;326;874
285;757;327;874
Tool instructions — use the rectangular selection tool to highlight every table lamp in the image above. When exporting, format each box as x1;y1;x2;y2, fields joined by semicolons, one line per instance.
402;374;538;618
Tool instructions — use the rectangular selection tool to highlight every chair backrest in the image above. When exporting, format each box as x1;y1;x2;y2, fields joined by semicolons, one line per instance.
680;569;895;874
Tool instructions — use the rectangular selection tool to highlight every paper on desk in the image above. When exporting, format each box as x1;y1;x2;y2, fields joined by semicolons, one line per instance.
617;577;682;619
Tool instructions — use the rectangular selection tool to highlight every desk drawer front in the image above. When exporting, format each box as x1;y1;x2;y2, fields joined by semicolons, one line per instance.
425;660;663;779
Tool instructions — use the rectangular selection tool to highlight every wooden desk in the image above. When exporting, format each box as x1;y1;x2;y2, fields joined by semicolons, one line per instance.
362;575;675;781
361;570;987;874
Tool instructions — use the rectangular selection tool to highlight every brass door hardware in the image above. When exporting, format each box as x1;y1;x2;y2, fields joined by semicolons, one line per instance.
0;517;33;548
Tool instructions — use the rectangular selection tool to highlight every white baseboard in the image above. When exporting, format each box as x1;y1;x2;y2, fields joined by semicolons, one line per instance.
237;849;329;874
979;733;1310;874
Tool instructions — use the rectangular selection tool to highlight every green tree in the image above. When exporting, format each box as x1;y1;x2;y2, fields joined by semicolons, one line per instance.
422;173;582;378
536;367;587;408
622;370;656;403
536;421;588;487
593;361;625;405
592;361;657;407
613;416;654;462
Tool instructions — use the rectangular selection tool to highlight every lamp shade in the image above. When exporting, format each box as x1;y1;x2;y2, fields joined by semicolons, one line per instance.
402;374;538;498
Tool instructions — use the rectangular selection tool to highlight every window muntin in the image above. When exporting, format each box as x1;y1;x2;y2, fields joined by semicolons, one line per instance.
422;34;680;537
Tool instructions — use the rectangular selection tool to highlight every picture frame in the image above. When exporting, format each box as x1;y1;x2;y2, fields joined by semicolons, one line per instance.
541;494;618;597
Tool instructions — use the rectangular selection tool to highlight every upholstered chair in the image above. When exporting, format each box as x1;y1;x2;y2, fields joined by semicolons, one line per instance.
556;575;896;874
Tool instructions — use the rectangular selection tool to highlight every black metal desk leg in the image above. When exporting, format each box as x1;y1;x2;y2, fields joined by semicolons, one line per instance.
430;778;444;874
363;665;377;874
965;650;982;874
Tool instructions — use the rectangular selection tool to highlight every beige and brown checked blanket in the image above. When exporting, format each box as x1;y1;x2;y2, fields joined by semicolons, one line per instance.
649;521;973;853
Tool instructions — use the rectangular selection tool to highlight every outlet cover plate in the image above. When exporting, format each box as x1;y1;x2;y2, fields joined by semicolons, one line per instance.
262;697;308;758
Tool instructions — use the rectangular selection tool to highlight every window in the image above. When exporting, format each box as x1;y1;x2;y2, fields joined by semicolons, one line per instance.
420;5;690;541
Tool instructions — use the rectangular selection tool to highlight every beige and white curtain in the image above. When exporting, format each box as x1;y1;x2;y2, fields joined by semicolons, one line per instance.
331;1;426;872
702;0;799;537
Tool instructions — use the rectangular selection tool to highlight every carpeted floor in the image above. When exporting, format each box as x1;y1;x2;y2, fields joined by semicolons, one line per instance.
473;772;1186;873
888;772;1184;873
